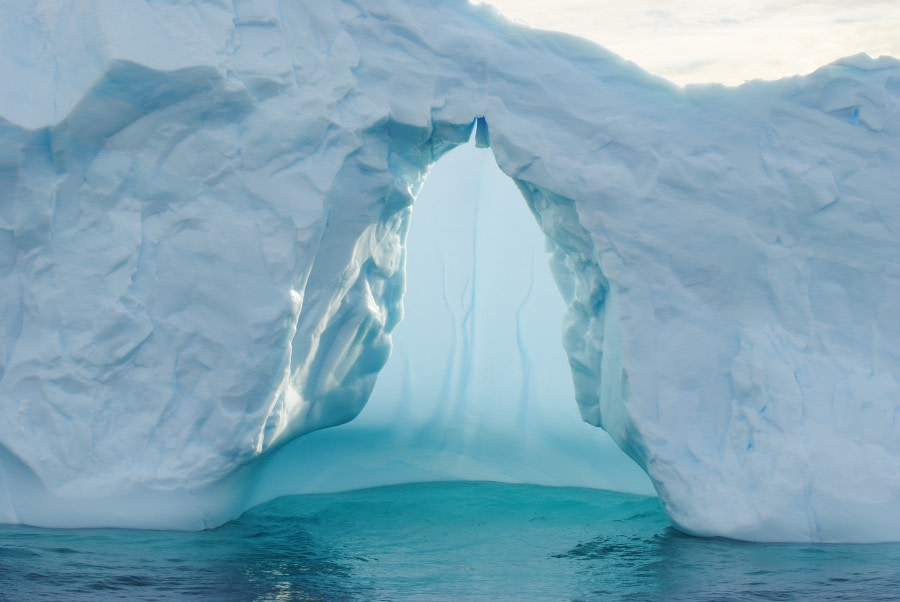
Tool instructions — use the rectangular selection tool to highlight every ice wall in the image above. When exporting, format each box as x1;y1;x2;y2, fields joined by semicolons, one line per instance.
1;0;899;541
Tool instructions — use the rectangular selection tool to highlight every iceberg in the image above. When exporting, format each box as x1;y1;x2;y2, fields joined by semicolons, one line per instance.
0;0;899;542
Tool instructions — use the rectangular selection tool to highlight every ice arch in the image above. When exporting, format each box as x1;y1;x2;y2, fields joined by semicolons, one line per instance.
1;0;899;542
245;138;653;502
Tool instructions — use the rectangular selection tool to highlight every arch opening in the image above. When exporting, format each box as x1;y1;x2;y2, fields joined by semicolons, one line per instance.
249;136;652;500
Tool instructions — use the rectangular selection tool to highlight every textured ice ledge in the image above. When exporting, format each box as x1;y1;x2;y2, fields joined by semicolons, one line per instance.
1;0;899;541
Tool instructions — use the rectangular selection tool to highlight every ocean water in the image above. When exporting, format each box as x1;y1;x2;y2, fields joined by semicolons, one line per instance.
1;481;899;601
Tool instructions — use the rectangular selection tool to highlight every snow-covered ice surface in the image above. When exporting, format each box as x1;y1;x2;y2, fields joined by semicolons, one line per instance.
0;0;898;541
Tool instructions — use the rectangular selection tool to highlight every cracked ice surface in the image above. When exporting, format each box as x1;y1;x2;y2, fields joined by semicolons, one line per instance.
1;0;899;541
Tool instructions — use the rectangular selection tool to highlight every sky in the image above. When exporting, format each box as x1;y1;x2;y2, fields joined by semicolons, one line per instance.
474;0;900;86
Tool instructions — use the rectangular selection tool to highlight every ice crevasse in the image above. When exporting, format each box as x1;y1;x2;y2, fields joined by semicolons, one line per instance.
1;0;899;542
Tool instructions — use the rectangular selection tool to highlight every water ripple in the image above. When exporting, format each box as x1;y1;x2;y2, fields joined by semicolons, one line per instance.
1;482;899;600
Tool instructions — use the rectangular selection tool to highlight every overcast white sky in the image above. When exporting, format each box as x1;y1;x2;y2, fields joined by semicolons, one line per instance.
475;0;900;86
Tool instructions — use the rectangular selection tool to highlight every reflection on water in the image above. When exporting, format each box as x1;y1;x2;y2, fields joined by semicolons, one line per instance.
0;504;360;600
560;527;900;601
2;482;899;600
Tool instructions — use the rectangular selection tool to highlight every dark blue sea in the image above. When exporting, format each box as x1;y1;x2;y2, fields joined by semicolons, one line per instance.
1;481;898;600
